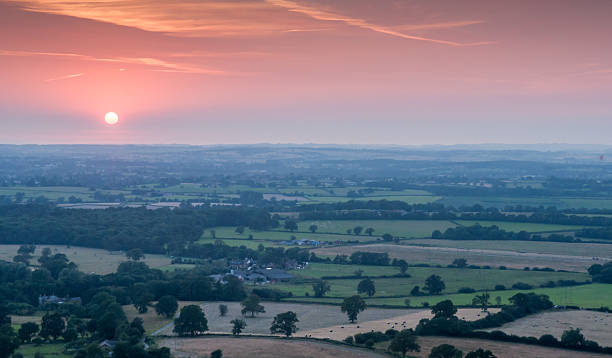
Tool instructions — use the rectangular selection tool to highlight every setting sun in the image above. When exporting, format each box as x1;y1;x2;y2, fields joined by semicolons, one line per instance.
104;112;119;125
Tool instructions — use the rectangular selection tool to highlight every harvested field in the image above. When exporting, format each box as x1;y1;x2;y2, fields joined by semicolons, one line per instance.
0;244;171;274
314;244;604;272
160;336;388;358
487;310;612;347
302;308;498;341
407;239;612;259
155;301;414;336
403;336;611;358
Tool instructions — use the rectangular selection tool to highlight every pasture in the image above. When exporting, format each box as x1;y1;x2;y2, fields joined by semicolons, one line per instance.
0;244;171;274
13;343;72;358
291;283;612;309
313;243;602;272
160;336;388;358
275;264;589;297
201;227;376;243
455;220;594;233
487;310;612;347
294;220;457;238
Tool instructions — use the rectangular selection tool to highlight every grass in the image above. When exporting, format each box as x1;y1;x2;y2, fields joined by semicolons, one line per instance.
455;220;595;233
14;343;72;358
124;304;174;334
286;284;612;309
201;227;377;243
441;196;612;211
0;245;172;274
274;263;589;297
294;220;457;238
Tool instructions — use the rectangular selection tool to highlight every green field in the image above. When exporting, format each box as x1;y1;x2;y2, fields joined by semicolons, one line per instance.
14;343;72;358
455;220;594;233
201;227;377;243
0;186;95;201
273;263;589;297
294;220;457;238
441;196;612;210
284;284;612;309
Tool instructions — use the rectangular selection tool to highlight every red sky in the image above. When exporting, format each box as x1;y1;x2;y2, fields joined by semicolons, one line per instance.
1;0;611;144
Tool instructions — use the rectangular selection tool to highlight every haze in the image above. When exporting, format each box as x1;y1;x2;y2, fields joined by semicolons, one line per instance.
1;0;611;144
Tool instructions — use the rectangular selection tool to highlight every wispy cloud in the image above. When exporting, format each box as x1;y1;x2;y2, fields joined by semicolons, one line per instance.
45;73;84;82
0;49;225;74
265;0;493;46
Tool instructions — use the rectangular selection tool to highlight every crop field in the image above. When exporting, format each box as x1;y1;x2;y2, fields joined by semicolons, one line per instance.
390;336;611;358
487;310;612;347
13;343;72;358
160;337;388;358
0;185;96;201
455;220;594;233
313;244;602;272
294;220;457;238
406;239;612;258
201;227;376;243
291;283;612;309
274;264;589;297
0;244;172;274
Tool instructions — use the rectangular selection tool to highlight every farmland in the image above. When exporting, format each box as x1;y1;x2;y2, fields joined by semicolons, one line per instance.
288;284;612;309
395;336;611;358
486;310;612;347
13;343;72;358
0;244;171;274
406;239;612;258
293;220;457;238
273;263;589;298
313;243;604;272
160;336;388;358
454;220;594;233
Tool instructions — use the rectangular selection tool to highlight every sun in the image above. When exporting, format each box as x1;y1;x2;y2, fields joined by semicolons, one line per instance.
104;112;119;125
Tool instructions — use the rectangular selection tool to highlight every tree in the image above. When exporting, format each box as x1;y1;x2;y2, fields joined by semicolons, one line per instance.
365;228;375;236
155;295;178;318
309;224;318;233
411;286;422;296
429;344;463;358
219;304;228;317
382;233;393;241
131;283;153;313
341;295;366;323
231;319;246;335
173;305;208;336
424;275;445;295
18;322;39;343
472;293;490;312
312;280;331;298
270;311;299;337
0;324;20;358
353;226;363;235
389;329;420;358
284;220;298;232
561;328;586;348
40;312;65;341
235;226;245;235
465;349;497;358
396;259;409;275
210;229;216;239
241;294;265;317
63;327;78;342
357;278;376;297
211;350;223;358
495;296;502;306
452;258;468;268
126;248;145;261
431;300;457;319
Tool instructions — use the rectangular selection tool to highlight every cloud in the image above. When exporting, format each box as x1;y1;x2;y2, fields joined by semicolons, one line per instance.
265;0;493;46
45;73;84;82
8;0;491;45
0;49;225;74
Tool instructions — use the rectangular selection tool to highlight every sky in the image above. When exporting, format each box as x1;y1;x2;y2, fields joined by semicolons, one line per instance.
1;0;611;145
